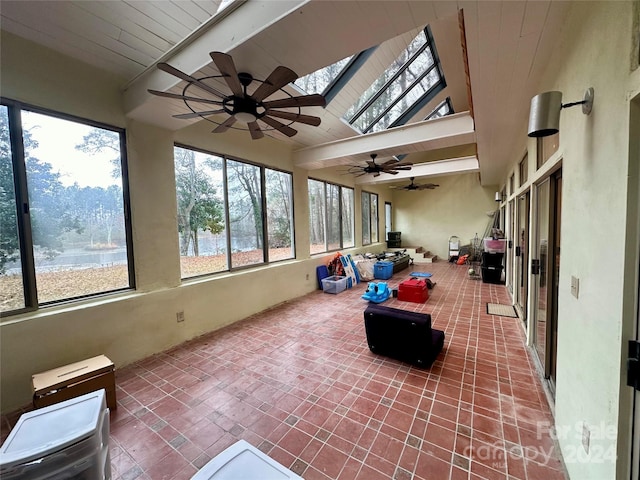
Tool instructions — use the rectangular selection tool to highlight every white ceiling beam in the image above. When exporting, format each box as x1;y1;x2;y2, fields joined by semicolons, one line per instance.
122;0;309;118
355;156;480;185
292;111;476;169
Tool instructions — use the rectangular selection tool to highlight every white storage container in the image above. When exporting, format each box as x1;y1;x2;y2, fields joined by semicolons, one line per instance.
321;275;348;294
0;389;110;480
192;440;302;480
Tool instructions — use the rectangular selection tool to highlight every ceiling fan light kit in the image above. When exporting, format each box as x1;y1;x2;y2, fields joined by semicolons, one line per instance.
149;51;326;140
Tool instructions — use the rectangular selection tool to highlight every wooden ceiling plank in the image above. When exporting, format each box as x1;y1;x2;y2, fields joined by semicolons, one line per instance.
521;0;550;37
110;1;184;44
77;1;175;52
193;0;222;17
170;1;216;27
0;17;136;79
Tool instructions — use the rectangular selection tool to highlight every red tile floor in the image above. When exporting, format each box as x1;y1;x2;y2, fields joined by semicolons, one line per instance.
1;262;568;480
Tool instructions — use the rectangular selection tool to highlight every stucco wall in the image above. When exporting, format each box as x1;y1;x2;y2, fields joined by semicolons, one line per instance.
392;172;497;260
0;33;388;412
498;3;639;479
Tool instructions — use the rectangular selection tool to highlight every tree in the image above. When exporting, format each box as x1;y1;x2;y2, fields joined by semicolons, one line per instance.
76;129;122;179
174;148;224;256
265;169;292;249
0;108;19;274
226;160;263;251
0;108;82;273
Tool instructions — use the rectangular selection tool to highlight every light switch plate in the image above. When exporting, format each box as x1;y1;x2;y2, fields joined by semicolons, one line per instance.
571;276;579;299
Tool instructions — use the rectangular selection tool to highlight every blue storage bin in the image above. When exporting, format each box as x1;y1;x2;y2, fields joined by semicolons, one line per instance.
374;261;393;280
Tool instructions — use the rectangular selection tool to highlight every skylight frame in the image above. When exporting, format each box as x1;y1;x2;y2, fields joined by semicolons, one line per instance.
425;97;454;120
345;25;446;134
293;47;376;105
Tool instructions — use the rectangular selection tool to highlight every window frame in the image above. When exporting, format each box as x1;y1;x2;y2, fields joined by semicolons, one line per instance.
293;47;376;105
519;153;529;186
0;98;135;316
537;133;560;170
307;178;354;254
345;25;446;134
425;97;454;120
361;190;379;246
174;143;296;279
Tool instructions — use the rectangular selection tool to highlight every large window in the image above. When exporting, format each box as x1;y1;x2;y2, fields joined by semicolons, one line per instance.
344;26;445;134
1;101;134;315
425;97;453;120
537;133;559;169
362;191;379;245
293;48;375;105
519;153;529;186
174;145;294;278
174;147;227;277
308;179;354;254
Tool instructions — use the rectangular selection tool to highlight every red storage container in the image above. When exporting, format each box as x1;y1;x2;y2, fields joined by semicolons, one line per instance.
398;278;428;303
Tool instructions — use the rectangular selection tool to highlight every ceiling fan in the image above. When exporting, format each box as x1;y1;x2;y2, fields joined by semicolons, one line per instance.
148;51;326;140
390;177;440;191
347;154;413;177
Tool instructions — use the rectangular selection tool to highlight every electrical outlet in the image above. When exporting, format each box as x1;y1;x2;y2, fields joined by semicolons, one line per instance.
582;422;590;454
571;276;579;299
176;311;185;323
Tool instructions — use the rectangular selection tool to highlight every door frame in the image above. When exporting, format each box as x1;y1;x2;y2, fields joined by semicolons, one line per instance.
515;192;530;325
384;202;392;241
626;91;640;480
531;168;562;395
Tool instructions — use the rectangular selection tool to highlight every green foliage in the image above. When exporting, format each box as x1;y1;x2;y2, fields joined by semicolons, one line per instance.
174;147;224;256
1;109;84;271
0;107;126;275
0;109;20;273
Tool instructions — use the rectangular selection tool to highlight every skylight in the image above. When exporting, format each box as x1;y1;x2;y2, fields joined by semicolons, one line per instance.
293;48;376;105
425;97;453;120
344;26;445;134
295;56;354;95
217;0;235;14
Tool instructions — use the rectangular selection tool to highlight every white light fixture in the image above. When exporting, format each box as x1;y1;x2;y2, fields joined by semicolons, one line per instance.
527;88;594;138
233;111;257;123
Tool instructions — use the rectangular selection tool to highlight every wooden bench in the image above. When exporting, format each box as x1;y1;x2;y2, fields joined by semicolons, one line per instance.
32;355;117;410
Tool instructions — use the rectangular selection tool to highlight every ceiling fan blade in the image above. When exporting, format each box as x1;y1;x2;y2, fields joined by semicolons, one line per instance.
173;109;225;119
251;66;298;102
391;166;413;171
248;121;264;140
266;110;321;126
387;171;399;175
382;159;399;166
148;89;223;105
394;161;414;167
262;94;326;109
260;116;297;137
157;62;227;99
210;51;244;97
373;172;381;177
212;116;237;133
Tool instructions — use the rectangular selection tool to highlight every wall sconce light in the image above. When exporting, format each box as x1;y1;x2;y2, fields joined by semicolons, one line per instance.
527;87;594;137
495;191;504;202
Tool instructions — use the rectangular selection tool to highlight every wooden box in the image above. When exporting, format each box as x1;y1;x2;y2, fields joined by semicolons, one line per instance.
32;355;117;410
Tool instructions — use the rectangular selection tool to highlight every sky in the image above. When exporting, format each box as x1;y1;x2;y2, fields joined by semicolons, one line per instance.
22;111;119;189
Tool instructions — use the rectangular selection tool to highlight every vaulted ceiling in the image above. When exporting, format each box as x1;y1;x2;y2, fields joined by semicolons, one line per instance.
0;0;571;186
